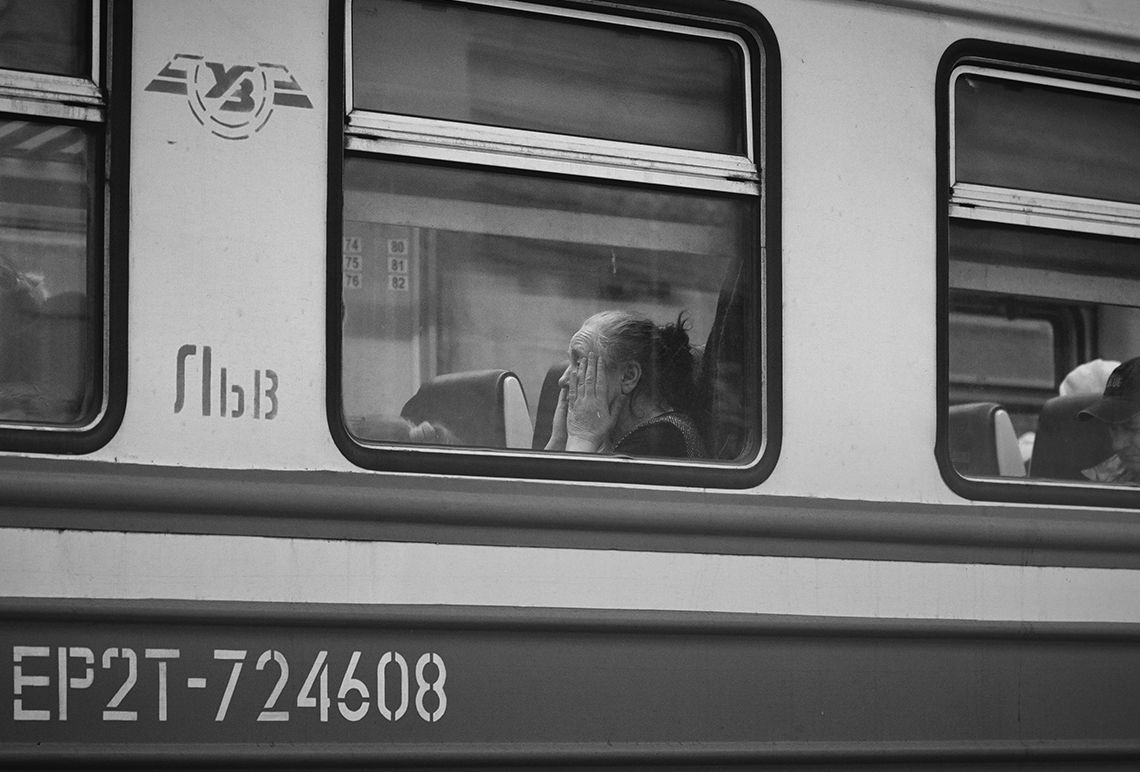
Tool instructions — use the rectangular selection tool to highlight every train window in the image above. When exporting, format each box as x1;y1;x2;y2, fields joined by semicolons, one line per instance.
0;0;108;435
942;53;1140;501
335;0;773;485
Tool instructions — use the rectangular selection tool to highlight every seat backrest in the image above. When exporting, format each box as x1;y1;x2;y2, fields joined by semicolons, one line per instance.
948;402;1026;477
531;363;564;450
401;369;531;449
695;253;754;460
1030;394;1112;480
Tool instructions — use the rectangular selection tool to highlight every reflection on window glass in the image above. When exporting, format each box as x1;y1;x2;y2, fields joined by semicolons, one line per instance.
955;74;1140;203
342;159;758;460
352;0;746;154
0;0;88;77
0;118;97;424
950;312;1055;393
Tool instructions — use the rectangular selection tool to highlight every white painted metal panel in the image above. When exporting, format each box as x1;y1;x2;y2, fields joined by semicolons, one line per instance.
3;528;1140;624
109;0;333;469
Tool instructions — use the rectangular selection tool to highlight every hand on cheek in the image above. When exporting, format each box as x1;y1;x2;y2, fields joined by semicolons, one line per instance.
565;352;625;452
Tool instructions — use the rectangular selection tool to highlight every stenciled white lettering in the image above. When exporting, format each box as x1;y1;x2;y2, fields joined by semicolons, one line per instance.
13;646;51;721
9;646;447;725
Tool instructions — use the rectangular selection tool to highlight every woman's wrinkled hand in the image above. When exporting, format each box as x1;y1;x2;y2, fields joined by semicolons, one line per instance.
408;420;459;445
565;351;625;453
544;384;569;451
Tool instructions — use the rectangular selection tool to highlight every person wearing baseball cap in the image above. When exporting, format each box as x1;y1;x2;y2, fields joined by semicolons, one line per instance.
1077;356;1140;484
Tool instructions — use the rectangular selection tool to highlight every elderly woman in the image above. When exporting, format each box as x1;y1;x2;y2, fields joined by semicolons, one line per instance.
545;310;706;458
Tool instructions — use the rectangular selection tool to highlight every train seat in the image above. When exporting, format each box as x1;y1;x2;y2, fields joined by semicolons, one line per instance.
948;402;1026;477
401;369;531;449
1029;394;1112;480
531;363;564;450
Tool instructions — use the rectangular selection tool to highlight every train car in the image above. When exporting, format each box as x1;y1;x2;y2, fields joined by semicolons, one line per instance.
2;0;1140;767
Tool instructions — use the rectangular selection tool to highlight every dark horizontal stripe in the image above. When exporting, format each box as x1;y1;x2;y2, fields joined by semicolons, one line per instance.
144;79;187;95
272;92;313;108
0;457;1139;569
4;739;1140;767
272;76;303;91
4;598;1140;641
0;178;89;209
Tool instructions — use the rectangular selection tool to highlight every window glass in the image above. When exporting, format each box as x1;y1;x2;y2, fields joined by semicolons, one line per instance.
0;0;89;77
947;66;1140;488
342;158;758;461
0;118;98;424
955;73;1140;204
352;0;746;154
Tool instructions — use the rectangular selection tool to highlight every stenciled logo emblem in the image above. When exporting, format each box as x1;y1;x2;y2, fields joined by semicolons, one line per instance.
146;54;313;140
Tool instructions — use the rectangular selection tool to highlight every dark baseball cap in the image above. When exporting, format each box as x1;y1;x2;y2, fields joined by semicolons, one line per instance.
1078;357;1140;424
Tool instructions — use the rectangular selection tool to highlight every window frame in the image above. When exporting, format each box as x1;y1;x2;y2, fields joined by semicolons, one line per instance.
937;40;1140;507
0;0;128;453
327;0;781;488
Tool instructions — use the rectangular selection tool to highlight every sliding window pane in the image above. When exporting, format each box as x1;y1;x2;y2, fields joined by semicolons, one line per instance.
352;0;746;154
0;0;89;77
955;74;1140;203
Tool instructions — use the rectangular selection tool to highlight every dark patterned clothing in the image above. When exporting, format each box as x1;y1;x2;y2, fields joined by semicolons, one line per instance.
613;411;706;459
1082;454;1140;484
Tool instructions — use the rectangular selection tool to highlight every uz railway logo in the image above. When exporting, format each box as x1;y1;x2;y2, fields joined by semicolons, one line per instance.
146;54;313;140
